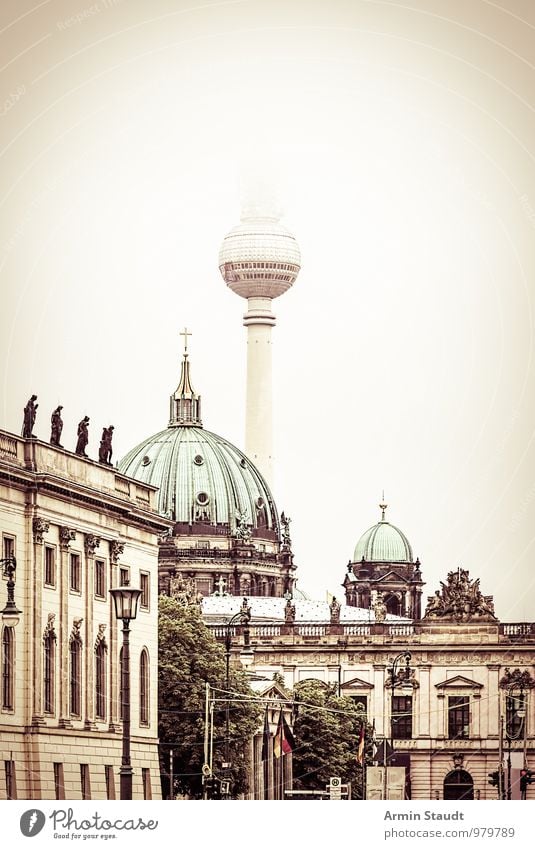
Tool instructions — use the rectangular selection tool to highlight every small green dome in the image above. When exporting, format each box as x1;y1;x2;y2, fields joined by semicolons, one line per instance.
354;514;413;563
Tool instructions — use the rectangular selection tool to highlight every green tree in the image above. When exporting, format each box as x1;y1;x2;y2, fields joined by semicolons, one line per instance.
158;595;261;799
291;680;373;799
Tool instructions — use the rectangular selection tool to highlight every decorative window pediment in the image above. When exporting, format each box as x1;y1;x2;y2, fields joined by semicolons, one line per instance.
374;571;407;584
341;677;374;690
435;675;483;690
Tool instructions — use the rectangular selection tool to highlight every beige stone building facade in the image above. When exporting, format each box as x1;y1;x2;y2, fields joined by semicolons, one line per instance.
0;430;169;800
203;582;535;800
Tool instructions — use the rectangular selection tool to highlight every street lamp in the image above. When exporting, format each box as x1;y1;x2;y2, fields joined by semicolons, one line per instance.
505;683;526;801
1;556;21;627
222;600;252;797
110;584;142;800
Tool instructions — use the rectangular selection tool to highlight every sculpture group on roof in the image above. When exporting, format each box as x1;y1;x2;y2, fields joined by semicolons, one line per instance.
424;567;496;622
21;395;114;466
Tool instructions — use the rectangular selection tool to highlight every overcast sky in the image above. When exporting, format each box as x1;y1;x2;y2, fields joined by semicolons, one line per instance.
1;0;535;621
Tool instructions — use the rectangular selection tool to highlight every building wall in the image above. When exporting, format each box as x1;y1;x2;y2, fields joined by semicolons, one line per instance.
0;432;170;800
213;619;535;800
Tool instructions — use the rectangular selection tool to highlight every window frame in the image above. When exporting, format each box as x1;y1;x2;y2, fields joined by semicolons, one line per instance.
95;641;107;721
448;695;471;740
94;559;106;600
69;637;82;717
44;631;56;714
69;551;82;593
391;694;413;740
44;545;56;588
1;626;15;711
140;571;150;611
139;648;149;726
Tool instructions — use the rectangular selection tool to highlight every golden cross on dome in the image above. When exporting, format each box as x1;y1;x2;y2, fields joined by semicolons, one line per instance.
379;490;388;521
180;327;192;354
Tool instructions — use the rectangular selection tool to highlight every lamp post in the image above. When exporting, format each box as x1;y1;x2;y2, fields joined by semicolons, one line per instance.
505;683;525;801
384;651;412;800
1;556;21;626
110;584;142;800
222;600;251;798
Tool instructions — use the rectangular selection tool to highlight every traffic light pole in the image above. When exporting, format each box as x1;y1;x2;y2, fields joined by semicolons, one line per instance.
498;716;504;800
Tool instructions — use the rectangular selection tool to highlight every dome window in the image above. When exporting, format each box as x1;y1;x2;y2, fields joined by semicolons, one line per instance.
141;455;151;467
193;454;204;466
256;497;265;509
240;458;247;468
196;491;210;506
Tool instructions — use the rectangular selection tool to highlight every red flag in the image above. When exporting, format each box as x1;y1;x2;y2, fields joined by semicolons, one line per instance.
273;711;295;758
356;724;365;765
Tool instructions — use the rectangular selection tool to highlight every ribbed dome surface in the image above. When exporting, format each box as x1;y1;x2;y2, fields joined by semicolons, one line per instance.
118;426;278;532
354;521;413;563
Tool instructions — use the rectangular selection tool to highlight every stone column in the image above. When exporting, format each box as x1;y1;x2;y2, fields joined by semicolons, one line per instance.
373;665;386;738
58;527;76;728
84;534;100;729
418;664;432;738
108;540;124;732
487;665;501;738
31;517;49;724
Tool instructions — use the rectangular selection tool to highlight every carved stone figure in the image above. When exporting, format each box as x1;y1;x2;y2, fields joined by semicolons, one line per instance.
75;416;90;457
373;592;387;623
33;517;50;544
50;406;64;447
281;512;292;548
169;574;202;606
330;596;341;624
284;598;296;624
22;394;38;438
98;425;114;464
424;568;497;622
235;510;252;541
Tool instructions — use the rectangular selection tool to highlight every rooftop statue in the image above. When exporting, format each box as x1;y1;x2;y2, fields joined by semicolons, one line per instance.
50;406;64;447
22;394;38;438
424;567;497;622
75;416;90;457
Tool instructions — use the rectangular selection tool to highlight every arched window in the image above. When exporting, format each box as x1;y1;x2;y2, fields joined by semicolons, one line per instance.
139;649;149;726
2;627;14;710
69;638;82;716
44;632;56;714
95;642;107;720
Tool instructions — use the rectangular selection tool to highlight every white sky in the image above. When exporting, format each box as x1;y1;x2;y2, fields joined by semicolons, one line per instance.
1;0;535;620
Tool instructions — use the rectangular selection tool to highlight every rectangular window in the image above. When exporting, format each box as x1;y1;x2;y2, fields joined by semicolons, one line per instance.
391;695;413;739
80;764;91;800
44;546;56;587
44;635;55;714
70;553;81;592
140;572;150;610
53;763;65;800
4;760;17;800
94;560;106;599
142;768;152;800
70;641;81;716
2;626;14;710
506;694;525;740
105;765;116;800
448;696;470;739
119;567;129;587
2;535;15;563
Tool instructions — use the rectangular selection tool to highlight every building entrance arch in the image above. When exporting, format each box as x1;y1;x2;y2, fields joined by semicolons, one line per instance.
443;769;474;800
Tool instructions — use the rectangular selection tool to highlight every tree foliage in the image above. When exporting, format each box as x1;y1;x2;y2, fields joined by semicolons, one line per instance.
158;595;261;799
291;680;374;799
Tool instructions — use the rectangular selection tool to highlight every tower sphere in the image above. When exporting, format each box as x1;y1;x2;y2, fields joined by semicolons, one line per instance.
218;215;301;300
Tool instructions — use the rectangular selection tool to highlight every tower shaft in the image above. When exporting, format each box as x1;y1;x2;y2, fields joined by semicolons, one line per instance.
244;297;275;486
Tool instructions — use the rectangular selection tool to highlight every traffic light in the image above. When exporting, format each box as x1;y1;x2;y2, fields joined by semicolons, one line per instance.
520;769;534;798
205;777;221;799
488;771;500;789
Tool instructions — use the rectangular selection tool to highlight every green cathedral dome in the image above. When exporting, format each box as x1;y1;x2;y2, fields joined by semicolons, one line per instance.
354;504;413;563
118;348;278;535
